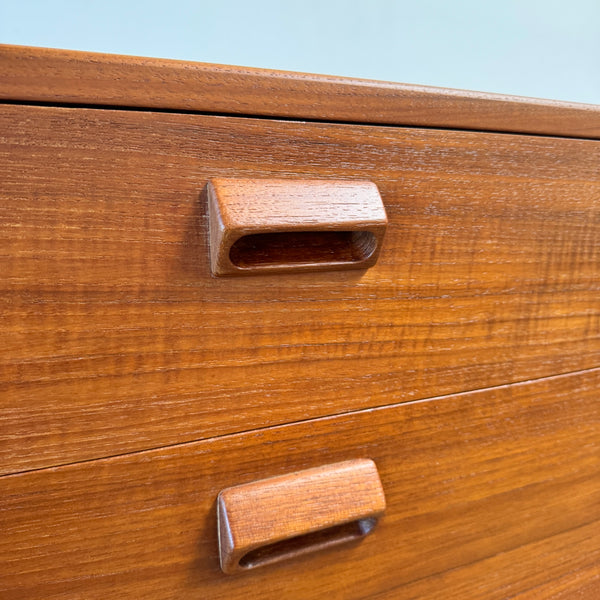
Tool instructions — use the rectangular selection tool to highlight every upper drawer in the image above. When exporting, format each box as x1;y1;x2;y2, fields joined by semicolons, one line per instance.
1;104;600;473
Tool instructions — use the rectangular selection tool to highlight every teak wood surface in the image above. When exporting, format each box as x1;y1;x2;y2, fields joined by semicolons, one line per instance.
1;369;599;599
1;104;599;474
1;45;600;138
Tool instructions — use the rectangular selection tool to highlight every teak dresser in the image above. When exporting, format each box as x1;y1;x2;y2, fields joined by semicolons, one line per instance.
1;45;599;599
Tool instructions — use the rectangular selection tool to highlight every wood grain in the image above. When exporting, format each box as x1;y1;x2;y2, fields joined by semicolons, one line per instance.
1;104;600;474
217;459;385;573
1;369;598;599
1;44;599;139
208;178;387;274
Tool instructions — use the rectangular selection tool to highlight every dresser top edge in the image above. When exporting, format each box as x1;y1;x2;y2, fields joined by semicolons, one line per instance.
1;44;599;139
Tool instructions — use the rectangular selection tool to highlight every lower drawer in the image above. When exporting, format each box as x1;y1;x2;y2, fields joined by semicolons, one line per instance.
2;369;599;599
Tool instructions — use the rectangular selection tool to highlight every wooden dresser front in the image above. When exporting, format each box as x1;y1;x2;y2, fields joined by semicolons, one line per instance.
1;45;599;599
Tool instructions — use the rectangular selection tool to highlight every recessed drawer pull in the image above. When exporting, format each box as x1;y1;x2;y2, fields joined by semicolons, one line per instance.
207;178;387;275
217;459;386;573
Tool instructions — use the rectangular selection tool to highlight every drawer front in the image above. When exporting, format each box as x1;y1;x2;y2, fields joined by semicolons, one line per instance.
2;369;599;599
1;105;600;473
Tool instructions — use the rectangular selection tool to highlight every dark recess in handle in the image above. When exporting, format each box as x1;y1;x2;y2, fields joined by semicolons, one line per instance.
237;518;378;570
228;230;377;269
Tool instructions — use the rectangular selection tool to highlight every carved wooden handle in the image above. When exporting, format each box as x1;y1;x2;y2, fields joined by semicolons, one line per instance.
217;459;386;573
207;178;387;275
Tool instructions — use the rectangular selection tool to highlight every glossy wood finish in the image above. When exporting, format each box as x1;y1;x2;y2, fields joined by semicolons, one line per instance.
217;459;385;573
1;45;599;138
1;369;598;599
2;104;600;474
208;178;387;275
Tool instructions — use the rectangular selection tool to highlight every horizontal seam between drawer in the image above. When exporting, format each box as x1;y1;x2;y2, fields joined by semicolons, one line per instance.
2;364;599;479
1;99;599;142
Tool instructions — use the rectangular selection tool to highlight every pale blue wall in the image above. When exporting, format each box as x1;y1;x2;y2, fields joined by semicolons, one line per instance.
1;0;599;103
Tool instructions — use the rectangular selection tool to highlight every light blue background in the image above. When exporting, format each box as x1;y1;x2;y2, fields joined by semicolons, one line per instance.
2;0;599;104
